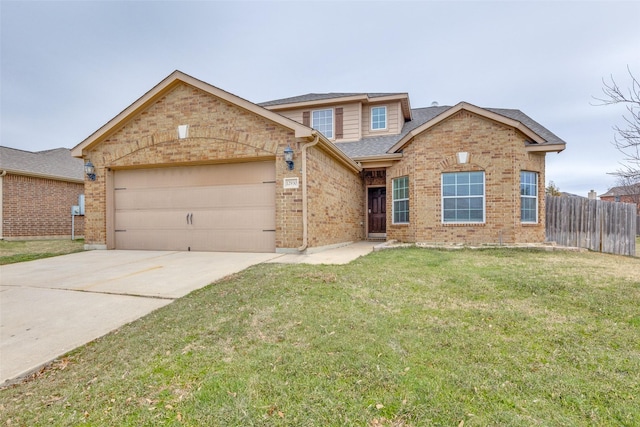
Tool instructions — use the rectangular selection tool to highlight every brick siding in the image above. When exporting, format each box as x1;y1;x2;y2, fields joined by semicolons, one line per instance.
83;82;309;249
386;110;546;245
306;145;364;247
2;174;84;239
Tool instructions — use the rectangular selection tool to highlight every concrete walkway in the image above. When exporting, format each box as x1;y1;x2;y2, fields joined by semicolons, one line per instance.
0;242;375;385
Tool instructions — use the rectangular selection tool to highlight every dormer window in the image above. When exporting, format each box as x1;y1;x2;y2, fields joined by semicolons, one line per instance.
371;106;387;130
312;109;333;138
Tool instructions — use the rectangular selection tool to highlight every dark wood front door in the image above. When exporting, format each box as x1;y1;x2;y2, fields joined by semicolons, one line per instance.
368;187;386;234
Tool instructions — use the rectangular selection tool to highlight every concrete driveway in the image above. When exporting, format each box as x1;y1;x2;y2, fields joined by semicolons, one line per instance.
0;250;279;385
0;242;376;386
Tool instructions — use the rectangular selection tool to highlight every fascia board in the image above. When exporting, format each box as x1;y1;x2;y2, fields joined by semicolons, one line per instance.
525;143;566;153
263;95;369;111
351;153;403;162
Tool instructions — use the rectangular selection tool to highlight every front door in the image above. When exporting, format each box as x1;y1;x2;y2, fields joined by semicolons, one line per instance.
368;187;386;235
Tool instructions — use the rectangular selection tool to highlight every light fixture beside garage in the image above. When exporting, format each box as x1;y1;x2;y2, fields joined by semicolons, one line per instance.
177;124;189;139
84;160;96;181
283;145;294;170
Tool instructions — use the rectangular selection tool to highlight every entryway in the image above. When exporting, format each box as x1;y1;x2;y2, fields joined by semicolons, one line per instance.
367;187;386;238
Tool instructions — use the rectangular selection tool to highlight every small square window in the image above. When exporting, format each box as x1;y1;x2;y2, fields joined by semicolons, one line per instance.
312;109;333;138
371;106;387;130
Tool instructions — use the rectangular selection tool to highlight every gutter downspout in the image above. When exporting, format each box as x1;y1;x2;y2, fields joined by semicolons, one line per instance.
297;132;320;252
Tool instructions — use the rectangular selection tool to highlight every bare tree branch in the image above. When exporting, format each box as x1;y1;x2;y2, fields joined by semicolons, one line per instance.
594;66;640;179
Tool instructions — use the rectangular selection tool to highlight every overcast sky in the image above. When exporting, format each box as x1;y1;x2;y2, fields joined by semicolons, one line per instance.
2;1;639;197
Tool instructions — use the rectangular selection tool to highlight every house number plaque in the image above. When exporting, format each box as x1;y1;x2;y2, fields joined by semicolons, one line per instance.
283;177;299;189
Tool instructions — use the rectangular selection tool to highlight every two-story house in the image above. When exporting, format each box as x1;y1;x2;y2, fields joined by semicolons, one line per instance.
72;71;566;253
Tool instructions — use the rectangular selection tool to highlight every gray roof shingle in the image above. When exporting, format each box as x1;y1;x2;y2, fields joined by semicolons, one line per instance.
258;92;405;107
336;105;566;159
0;146;84;181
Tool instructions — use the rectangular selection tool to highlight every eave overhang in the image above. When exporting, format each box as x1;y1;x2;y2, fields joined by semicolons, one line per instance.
264;93;413;121
525;142;566;153
1;168;84;184
71;70;315;158
351;153;403;169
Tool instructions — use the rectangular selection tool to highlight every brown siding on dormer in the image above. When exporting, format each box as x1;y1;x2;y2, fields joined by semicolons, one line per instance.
362;101;401;138
302;111;310;127
335;108;343;139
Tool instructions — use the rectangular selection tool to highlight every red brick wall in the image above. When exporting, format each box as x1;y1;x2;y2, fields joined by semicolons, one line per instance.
600;195;640;211
2;174;84;239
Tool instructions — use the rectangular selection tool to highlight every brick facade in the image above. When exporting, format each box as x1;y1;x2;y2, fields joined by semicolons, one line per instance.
1;173;84;239
387;111;546;245
306;145;364;247
82;82;359;251
76;73;561;252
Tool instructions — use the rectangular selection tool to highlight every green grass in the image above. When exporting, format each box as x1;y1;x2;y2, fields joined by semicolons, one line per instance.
0;239;84;265
1;247;639;426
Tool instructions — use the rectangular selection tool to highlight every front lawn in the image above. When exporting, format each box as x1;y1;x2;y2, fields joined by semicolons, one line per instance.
1;247;639;426
0;239;84;265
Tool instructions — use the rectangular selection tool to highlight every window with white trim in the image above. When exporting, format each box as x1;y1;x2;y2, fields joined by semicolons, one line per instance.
371;106;387;130
442;171;485;223
520;171;538;223
312;109;333;138
392;176;409;224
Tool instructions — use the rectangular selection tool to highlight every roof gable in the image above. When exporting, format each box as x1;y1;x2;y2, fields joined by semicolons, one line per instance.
387;102;566;154
71;70;315;157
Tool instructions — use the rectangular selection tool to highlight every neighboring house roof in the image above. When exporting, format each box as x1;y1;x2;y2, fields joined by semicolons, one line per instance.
601;183;640;197
0;146;84;182
336;103;566;159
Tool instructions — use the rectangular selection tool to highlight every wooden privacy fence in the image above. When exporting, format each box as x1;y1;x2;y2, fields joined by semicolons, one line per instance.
545;195;637;256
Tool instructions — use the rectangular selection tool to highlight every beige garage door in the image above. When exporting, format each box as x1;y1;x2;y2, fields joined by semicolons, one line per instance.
114;161;276;252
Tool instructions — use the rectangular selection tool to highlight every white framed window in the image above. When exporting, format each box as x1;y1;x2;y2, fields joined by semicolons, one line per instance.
392;176;409;224
312;109;333;138
520;171;538;223
371;106;387;130
442;171;485;223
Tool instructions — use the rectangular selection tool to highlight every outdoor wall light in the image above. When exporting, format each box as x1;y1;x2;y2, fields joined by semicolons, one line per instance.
283;145;294;170
84;161;96;181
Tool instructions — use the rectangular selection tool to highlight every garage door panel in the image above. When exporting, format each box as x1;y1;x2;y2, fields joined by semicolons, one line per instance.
114;162;276;188
116;183;275;210
116;207;275;230
189;230;275;253
114;162;276;252
115;230;189;252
